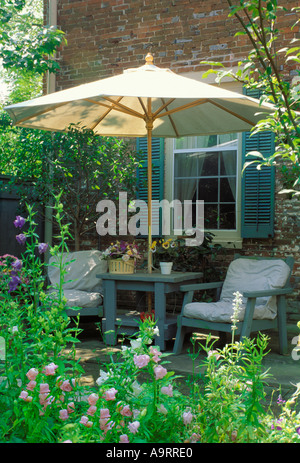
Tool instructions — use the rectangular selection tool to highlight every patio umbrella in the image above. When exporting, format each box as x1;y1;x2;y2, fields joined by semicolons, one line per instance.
5;53;274;273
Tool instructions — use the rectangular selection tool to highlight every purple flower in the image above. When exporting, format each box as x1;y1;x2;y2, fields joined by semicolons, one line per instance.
11;259;22;271
16;234;27;245
8;275;22;293
14;216;26;229
38;243;49;254
296;427;300;436
277;394;286;405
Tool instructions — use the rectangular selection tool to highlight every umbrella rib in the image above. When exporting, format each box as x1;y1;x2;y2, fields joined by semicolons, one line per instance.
208;100;256;126
84;97;145;119
88;96;124;130
12;101;68;124
156;99;208;119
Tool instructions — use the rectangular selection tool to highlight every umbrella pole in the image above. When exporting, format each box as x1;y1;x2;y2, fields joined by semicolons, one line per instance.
146;110;153;313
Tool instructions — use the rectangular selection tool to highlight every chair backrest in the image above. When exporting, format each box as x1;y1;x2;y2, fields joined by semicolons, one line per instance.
220;255;294;305
48;250;108;292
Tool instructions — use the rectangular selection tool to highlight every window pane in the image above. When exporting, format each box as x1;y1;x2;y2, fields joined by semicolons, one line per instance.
220;177;236;202
219;204;236;229
198;178;218;202
174;153;197;177
220;150;236;175
204;204;218;229
201;152;218;176
174;179;197;202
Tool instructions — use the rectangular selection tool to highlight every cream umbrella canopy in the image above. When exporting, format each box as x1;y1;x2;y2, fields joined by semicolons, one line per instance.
5;53;273;272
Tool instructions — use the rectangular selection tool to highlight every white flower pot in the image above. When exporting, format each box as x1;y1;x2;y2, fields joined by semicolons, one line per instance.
160;262;173;275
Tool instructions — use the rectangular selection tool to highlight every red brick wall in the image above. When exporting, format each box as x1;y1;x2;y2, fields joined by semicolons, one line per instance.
44;0;300;326
49;0;300;89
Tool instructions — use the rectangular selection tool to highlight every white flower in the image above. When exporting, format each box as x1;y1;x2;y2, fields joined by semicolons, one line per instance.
153;326;160;337
96;369;109;386
130;337;142;350
131;380;143;397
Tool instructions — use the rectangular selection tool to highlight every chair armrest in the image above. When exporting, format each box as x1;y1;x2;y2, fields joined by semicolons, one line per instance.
179;281;224;292
243;287;294;298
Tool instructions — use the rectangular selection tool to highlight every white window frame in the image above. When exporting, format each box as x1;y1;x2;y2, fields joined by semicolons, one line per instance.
164;135;243;248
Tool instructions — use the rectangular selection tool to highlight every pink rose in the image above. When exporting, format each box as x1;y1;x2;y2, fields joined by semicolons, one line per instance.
133;354;150;369
59;380;73;392
120;405;132;417
67;402;75;413
80;416;93;428
88;393;99;405
149;346;162;363
43;362;58;376
104;387;118;401
87;405;97;416
59;409;69;421
40;383;50;394
19;390;32;402
154;365;167;380
128;421;140;434
161;384;173;397
183;411;193;425
26;368;39;381
120;434;130;443
26;380;36;391
100;408;111;419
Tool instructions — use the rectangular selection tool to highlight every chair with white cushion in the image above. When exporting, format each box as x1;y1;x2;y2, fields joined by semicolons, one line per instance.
173;255;294;355
47;250;107;317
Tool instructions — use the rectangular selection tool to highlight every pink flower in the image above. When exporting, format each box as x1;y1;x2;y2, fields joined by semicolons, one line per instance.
59;409;69;421
120;434;130;443
100;408;110;419
59;380;73;392
26;380;36;391
88;393;99;405
40;383;50;394
133;354;150;369
26;368;39;381
154;365;167;380
128;421;140;434
104;387;118;401
67;402;75;413
149;346;162;363
161;384;173;397
183;411;193;425
99;418;109;430
80;416;93;428
120;405;132;417
43;362;58;376
87;405;97;416
19;390;32;402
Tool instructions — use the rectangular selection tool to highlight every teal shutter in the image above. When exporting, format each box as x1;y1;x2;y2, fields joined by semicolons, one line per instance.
136;137;164;237
241;87;275;238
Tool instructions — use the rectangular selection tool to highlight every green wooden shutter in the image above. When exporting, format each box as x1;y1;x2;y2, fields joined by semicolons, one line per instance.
136;137;164;237
241;88;276;238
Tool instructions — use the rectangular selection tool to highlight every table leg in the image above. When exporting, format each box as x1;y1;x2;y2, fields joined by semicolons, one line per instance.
103;279;117;346
154;282;166;351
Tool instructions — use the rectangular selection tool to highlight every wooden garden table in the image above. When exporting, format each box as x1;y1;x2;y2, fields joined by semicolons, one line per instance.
97;270;203;351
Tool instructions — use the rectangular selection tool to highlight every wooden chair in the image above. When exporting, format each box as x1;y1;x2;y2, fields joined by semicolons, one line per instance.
47;250;107;317
173;255;294;355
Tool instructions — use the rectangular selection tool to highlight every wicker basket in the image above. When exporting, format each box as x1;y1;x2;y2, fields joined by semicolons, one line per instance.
108;258;135;274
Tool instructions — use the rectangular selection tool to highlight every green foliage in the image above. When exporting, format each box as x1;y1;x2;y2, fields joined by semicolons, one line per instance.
0;124;141;250
0;0;65;75
201;0;300;194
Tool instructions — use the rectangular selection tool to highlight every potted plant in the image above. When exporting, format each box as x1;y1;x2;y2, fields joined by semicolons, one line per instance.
150;238;179;274
104;240;142;274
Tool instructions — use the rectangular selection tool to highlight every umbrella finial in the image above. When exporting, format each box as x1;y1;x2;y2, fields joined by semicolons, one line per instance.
145;53;154;66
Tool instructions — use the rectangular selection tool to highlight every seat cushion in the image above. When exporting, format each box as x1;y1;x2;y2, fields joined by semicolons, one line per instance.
184;258;291;323
48;250;107;292
49;289;103;308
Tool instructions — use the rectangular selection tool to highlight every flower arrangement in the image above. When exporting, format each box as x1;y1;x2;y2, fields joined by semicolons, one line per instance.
104;240;142;262
150;238;179;264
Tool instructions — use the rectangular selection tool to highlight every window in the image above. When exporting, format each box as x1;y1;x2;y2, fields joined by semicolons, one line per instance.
173;134;239;232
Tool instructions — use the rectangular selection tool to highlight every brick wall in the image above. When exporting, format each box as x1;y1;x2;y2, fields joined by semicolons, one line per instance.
49;0;300;88
44;0;300;327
